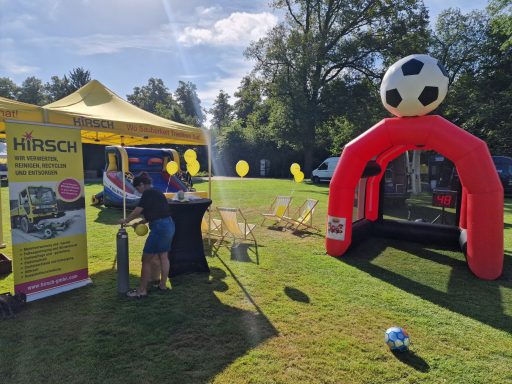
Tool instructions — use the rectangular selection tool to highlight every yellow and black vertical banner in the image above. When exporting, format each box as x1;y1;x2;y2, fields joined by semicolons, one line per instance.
6;122;90;301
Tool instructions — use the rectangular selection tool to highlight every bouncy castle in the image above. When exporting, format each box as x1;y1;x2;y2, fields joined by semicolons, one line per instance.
92;146;192;208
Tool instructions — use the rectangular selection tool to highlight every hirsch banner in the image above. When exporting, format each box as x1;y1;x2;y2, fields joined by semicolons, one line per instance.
6;122;90;301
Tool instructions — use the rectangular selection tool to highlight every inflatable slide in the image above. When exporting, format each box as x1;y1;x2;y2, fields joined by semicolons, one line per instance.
92;146;191;208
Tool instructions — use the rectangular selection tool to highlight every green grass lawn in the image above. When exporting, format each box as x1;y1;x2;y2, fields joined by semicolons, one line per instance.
0;179;511;383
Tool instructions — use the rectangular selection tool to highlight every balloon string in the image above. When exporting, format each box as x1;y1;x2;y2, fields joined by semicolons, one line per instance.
165;174;171;193
239;176;242;207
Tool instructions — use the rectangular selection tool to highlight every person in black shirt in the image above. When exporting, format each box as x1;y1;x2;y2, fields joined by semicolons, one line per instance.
118;173;175;298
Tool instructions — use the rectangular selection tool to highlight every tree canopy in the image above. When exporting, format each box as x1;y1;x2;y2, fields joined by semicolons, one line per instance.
1;1;510;177
245;0;430;173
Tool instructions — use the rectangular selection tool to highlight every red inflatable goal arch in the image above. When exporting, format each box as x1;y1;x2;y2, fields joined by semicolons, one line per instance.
326;115;503;280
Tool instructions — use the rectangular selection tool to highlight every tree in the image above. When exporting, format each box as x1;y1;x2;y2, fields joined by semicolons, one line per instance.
214;120;248;174
17;76;46;105
488;0;512;49
0;77;19;99
441;4;512;155
45;75;70;102
430;8;490;84
127;78;174;113
233;76;263;124
174;81;205;127
209;90;233;132
66;67;91;92
126;78;191;123
316;76;382;154
247;0;430;173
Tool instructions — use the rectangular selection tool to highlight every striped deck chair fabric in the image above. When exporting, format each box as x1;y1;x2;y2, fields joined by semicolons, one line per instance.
201;214;223;237
217;207;257;245
282;199;319;231
261;195;292;226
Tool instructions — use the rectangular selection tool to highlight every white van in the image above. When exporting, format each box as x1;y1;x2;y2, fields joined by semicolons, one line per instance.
311;157;339;183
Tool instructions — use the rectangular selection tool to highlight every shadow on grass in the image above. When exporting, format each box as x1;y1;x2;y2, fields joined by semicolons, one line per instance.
289;228;324;239
91;205;123;225
0;267;277;383
265;225;287;232
392;350;430;372
340;238;512;334
284;286;310;303
207;239;260;265
229;243;256;263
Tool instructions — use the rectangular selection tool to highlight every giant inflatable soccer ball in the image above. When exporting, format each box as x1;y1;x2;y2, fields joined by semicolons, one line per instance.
380;54;449;117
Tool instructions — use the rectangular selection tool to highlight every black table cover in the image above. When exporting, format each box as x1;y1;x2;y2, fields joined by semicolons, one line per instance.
168;198;212;277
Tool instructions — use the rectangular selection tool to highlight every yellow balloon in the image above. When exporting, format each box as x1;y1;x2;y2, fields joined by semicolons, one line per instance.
166;161;179;175
290;163;301;175
187;159;200;176
294;170;304;183
184;149;197;164
134;223;149;236
236;160;249;177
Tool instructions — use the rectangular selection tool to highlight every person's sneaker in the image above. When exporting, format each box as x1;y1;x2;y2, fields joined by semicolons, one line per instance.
126;289;148;299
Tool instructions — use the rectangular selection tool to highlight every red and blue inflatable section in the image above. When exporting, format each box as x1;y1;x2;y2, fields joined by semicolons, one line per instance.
93;146;189;208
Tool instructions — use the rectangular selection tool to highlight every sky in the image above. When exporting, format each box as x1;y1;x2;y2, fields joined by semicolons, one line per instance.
0;0;489;126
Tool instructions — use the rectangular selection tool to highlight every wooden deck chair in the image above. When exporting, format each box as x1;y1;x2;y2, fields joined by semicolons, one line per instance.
201;214;223;237
216;207;259;263
282;199;319;231
216;207;257;246
261;195;292;226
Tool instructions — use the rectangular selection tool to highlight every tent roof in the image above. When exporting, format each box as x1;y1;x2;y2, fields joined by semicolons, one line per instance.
1;80;208;146
0;96;44;127
0;96;42;110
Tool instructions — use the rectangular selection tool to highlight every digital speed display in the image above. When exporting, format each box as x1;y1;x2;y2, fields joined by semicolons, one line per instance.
432;190;457;208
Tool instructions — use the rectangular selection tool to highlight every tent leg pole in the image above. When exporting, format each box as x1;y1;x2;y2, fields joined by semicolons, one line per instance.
208;132;212;200
0;184;5;248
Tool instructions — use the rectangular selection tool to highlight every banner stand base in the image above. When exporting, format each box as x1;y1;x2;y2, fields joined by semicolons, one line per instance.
26;278;93;302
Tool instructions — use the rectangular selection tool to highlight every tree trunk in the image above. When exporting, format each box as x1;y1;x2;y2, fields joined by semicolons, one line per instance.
300;105;317;177
303;147;314;178
411;150;422;194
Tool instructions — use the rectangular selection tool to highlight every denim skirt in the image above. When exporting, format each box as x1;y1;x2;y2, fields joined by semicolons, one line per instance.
143;217;175;254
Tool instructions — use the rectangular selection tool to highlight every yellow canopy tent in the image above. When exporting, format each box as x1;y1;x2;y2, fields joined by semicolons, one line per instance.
0;97;45;131
0;80;212;233
1;80;208;146
43;80;208;146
